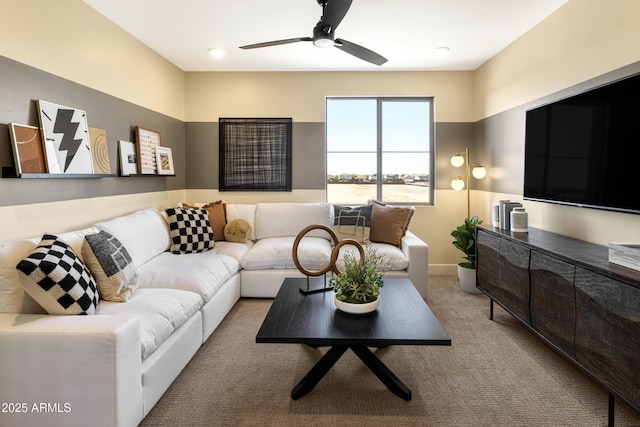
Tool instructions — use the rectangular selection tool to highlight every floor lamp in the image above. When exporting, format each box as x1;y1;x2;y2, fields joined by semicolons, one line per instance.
451;147;487;219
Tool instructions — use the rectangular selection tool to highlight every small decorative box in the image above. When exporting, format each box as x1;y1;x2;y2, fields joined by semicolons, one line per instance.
609;243;640;271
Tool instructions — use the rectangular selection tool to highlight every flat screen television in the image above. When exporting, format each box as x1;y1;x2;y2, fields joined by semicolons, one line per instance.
523;72;640;215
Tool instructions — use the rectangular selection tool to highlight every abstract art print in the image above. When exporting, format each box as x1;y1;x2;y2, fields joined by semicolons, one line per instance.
37;100;93;174
219;118;292;191
8;123;46;174
88;127;111;174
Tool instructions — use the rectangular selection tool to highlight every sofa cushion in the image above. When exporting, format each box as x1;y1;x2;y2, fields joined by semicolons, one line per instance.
241;236;332;271
97;288;202;359
225;204;257;240
369;201;415;247
0;239;43;314
166;208;215;254
333;204;372;243
137;252;239;303
16;234;100;315
96;209;170;268
254;203;334;240
213;240;253;264
82;230;139;302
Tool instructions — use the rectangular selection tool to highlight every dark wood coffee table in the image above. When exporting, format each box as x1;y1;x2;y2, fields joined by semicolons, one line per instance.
256;277;451;401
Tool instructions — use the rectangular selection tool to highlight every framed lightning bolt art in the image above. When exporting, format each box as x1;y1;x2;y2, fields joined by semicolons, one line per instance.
37;100;94;174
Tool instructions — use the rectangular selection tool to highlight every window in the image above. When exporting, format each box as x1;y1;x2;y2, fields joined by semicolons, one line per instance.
326;97;434;205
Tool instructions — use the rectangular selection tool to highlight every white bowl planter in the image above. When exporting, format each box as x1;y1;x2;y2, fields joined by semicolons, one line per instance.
334;295;380;314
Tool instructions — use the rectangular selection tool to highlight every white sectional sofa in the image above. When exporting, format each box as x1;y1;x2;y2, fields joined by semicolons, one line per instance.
0;202;428;427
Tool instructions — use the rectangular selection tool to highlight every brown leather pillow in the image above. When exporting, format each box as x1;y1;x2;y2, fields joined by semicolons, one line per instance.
369;201;414;247
180;201;227;241
201;201;228;241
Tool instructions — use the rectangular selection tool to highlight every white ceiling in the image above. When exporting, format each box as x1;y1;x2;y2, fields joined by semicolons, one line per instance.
83;0;569;72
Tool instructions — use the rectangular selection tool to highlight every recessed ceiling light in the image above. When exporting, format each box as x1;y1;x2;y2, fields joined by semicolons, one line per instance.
433;46;450;57
208;48;225;58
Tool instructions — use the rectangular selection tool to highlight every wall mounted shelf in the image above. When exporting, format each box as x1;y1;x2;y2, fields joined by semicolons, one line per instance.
1;167;117;179
121;174;176;177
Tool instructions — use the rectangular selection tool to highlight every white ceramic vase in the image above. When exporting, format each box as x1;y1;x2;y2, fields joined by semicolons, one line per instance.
458;264;481;294
334;295;380;314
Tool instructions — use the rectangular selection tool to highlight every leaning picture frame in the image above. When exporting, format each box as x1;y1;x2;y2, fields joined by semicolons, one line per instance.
37;100;93;174
118;140;137;176
8;123;47;175
155;146;175;175
135;126;161;174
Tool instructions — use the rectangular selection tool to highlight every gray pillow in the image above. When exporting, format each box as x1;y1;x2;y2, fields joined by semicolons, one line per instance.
333;205;372;243
82;230;139;302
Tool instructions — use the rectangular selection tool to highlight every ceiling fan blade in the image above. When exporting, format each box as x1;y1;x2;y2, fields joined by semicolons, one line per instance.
321;0;353;32
334;38;387;66
240;37;312;49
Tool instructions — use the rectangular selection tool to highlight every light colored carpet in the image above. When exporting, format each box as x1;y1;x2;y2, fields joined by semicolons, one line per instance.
140;276;640;426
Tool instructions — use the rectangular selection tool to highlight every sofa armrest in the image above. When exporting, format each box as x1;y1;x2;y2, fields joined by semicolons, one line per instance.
401;231;429;298
0;314;142;427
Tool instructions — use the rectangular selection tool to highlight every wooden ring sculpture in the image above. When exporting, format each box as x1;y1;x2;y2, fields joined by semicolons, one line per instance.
330;239;365;275
292;224;339;276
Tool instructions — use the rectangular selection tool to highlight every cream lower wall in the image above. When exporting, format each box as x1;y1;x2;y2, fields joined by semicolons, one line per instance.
0;188;468;269
185;189;472;268
479;191;640;247
0;191;186;241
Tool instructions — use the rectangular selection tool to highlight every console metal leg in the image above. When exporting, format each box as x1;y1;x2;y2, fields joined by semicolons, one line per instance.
608;392;615;427
490;298;494;321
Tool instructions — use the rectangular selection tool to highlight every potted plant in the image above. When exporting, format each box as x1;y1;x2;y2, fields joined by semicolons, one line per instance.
330;245;390;314
451;216;483;294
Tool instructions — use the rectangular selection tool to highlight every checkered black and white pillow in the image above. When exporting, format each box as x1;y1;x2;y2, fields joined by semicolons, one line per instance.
16;234;99;315
166;207;215;254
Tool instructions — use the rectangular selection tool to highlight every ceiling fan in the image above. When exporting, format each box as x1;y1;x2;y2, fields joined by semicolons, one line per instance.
239;0;387;66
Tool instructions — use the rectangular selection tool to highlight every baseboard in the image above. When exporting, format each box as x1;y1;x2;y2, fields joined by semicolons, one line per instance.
429;264;458;275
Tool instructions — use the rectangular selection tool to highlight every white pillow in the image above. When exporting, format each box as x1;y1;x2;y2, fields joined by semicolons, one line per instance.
96;209;170;268
254;203;333;240
0;239;43;314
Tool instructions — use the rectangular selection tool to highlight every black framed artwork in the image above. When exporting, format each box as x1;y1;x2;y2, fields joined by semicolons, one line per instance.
219;118;292;191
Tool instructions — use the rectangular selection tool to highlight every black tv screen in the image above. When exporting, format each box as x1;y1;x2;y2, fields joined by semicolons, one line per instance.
523;73;640;215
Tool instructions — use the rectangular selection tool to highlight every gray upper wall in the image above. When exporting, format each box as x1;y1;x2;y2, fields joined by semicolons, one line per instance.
185;122;327;190
5;54;640;207
186;121;476;192
475;60;640;196
0;56;185;207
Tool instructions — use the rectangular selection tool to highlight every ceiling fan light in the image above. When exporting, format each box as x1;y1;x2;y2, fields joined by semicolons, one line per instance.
313;37;334;48
208;48;225;58
433;46;450;57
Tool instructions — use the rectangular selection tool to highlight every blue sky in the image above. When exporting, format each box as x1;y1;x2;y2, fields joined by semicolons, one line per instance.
326;98;431;176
